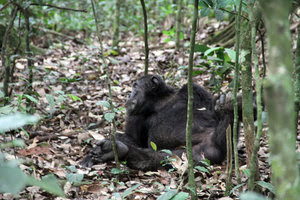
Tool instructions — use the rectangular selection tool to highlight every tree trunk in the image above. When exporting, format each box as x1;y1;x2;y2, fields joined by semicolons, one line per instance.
2;6;18;102
240;19;255;168
247;0;263;191
259;0;300;199
232;0;243;186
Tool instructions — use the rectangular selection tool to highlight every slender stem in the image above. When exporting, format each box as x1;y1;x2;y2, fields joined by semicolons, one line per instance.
140;0;149;75
186;1;199;199
91;0;120;169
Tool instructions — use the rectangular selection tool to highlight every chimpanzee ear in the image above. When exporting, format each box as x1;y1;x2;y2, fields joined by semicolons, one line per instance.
151;76;160;89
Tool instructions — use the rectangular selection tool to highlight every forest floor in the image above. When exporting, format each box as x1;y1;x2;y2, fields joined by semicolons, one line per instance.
1;21;300;200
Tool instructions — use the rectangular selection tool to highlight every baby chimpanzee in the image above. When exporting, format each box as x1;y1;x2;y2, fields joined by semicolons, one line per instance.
81;75;237;171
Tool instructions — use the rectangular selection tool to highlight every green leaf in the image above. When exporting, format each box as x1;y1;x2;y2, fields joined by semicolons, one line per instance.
0;105;17;114
150;141;157;151
97;100;111;109
121;183;142;198
111;168;123;174
109;57;119;64
225;48;236;62
194;44;209;53
158;189;178;200
242;168;250;177
0;113;40;133
204;47;223;56
215;9;224;21
171;192;189;200
65;165;77;173
195;166;209;173
256;181;275;194
24;94;38;104
46;94;56;110
104;112;115;122
66;173;83;184
67;94;82;102
230;183;245;195
0;165;27;194
27;174;64;196
161;149;172;155
240;191;269;200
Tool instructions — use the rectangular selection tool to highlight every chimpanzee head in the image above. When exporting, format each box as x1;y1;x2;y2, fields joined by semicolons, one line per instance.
125;75;173;115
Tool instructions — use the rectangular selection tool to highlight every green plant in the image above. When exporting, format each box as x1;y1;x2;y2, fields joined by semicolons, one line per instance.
192;44;238;92
65;165;84;185
46;91;82;113
162;27;184;43
0;113;64;196
97;100;125;123
157;187;189;200
111;183;142;200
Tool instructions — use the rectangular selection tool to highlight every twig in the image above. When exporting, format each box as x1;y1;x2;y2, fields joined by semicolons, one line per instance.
0;2;10;12
30;3;87;12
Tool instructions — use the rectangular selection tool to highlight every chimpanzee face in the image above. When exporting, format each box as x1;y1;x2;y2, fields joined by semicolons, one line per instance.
125;75;160;115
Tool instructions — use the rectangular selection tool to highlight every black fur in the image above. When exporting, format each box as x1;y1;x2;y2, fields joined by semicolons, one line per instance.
81;75;237;171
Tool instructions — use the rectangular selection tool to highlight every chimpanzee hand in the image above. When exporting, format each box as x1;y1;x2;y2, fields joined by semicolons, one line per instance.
80;139;129;167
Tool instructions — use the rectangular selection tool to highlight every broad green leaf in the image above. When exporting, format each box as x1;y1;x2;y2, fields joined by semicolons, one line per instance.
256;181;275;194
150;141;157;151
194;44;210;53
195;166;209;173
240;191;269;200
0;105;17;114
97;100;111;109
67;94;82;102
0;165;27;194
242;168;250;177
161;149;172;155
121;183;142;198
27;174;64;196
111;168;123;174
240;49;250;63
204;47;223;56
171;192;189;200
24;94;38;104
0;113;40;133
225;48;236;62
104;112;115;122
230;183;245;195
66;173;83;184
46;94;55;110
157;189;178;200
66;165;77;173
215;9;224;21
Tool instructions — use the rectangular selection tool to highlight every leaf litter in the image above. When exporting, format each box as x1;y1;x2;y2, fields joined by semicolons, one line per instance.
1;23;300;200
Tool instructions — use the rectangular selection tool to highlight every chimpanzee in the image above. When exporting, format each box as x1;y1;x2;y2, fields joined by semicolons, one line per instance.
80;74;238;171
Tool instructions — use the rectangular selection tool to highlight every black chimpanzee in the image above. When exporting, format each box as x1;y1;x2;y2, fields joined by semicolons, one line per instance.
80;74;238;171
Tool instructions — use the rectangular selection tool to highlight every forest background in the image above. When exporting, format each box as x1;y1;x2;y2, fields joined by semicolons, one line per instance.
0;0;300;199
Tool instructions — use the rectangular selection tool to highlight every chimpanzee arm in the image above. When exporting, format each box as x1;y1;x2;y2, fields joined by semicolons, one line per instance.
121;115;148;148
80;115;148;167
